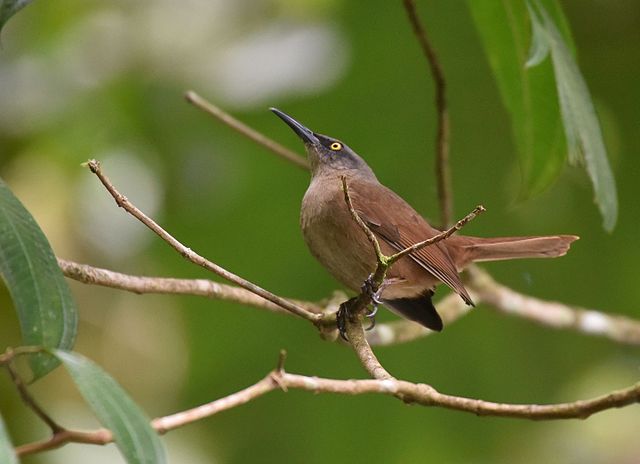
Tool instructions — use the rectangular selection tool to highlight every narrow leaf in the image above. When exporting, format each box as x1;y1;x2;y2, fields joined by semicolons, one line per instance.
468;0;566;197
0;414;18;464
0;0;34;33
0;178;78;380
52;350;167;464
528;2;618;231
525;2;550;67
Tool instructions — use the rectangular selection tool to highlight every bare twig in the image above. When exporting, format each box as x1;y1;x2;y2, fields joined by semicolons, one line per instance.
57;255;640;347
152;375;278;434
467;266;640;345
85;160;321;325
402;0;452;226
341;176;385;264
344;316;394;380
57;258;324;316
15;361;640;456
387;205;485;265
184;91;309;170
5;363;63;433
15;428;112;457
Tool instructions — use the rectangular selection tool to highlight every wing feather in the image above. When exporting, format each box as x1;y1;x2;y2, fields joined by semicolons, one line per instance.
349;179;473;305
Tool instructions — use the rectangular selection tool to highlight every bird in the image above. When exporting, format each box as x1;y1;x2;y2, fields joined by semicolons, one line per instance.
271;108;579;332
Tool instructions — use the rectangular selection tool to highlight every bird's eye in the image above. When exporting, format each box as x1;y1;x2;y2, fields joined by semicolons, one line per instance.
330;142;342;151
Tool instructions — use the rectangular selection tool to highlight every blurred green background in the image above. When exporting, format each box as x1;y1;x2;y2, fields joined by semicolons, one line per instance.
1;0;639;463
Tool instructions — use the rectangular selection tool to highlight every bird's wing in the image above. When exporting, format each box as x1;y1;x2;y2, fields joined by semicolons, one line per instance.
350;179;473;305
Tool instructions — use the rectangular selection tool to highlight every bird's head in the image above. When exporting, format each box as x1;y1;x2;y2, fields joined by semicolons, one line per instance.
271;108;375;179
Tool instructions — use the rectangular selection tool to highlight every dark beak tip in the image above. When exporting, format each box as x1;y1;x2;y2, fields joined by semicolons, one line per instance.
269;107;318;145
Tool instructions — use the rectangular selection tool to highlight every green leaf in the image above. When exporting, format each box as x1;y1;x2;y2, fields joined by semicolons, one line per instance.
0;178;78;380
527;1;618;231
0;414;18;464
52;350;167;464
0;0;34;33
468;0;567;197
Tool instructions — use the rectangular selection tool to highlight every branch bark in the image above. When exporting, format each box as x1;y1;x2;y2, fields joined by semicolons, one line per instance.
57;258;323;317
14;362;640;456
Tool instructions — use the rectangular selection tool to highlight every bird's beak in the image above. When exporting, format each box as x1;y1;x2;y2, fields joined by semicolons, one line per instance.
270;108;319;145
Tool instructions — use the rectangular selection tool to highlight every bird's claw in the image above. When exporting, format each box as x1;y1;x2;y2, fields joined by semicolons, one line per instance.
337;300;378;340
364;304;377;331
361;274;384;305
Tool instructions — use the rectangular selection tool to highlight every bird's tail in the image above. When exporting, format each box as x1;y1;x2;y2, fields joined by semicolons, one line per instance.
451;235;579;268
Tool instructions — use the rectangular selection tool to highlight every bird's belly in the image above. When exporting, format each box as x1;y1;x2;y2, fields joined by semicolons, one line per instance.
301;199;376;291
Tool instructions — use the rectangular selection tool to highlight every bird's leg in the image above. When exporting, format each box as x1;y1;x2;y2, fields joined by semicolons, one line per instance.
337;275;389;340
362;274;390;332
361;274;384;305
336;297;358;341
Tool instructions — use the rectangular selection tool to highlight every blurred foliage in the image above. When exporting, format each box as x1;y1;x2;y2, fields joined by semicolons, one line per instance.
0;0;33;33
53;349;167;463
0;179;77;380
468;0;568;198
527;1;617;231
1;0;639;463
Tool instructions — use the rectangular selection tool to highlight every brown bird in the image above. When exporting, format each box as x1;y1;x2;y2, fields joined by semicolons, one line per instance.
271;108;578;331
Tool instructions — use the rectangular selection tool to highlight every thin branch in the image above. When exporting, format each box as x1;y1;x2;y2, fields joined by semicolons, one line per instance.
184;91;309;170
467;266;640;345
5;363;63;433
344;316;394;380
57;255;640;347
15;429;111;457
279;371;640;420
402;0;452;226
85;159;321;325
15;362;640;456
341;176;385;264
387;205;485;265
152;375;277;434
57;258;324;317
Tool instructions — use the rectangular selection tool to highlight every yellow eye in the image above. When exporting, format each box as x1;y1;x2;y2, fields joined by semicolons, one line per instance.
330;142;342;151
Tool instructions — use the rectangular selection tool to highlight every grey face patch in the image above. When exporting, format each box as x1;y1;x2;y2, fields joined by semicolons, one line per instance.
312;133;373;173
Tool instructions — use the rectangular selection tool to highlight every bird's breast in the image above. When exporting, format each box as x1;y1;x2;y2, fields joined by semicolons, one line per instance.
300;176;376;290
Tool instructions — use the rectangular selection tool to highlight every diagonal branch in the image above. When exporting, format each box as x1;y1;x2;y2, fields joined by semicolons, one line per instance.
185;91;309;170
85;159;321;325
402;0;452;227
387;205;485;265
4;362;63;434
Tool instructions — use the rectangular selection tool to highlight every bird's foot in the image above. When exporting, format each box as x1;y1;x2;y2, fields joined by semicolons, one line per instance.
361;274;384;305
337;298;378;340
